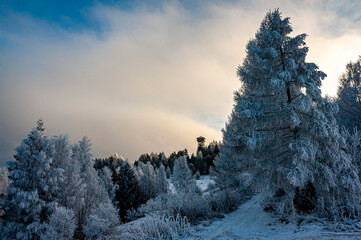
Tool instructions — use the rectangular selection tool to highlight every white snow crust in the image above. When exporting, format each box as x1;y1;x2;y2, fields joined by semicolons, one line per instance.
185;194;361;240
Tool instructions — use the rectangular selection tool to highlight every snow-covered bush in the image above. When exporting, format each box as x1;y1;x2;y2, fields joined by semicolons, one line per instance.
40;206;76;240
211;147;246;213
84;201;120;240
129;158;212;223
120;213;190;240
207;188;245;214
129;191;212;223
127;194;169;221
171;191;212;222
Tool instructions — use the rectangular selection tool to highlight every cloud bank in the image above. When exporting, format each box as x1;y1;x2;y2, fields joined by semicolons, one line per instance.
1;0;360;164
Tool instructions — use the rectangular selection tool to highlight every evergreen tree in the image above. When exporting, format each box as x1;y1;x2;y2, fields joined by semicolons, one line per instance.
158;152;168;169
94;155;124;173
172;156;198;193
52;135;84;217
195;170;201;180
212;143;242;210
0;166;9;196
195;151;204;174
94;156;144;222
135;153;151;167
72;137;109;238
168;149;189;172
156;164;169;195
341;127;361;179
2;120;62;239
165;167;171;179
189;141;220;175
335;56;361;131
219;10;361;217
98;166;116;203
114;161;143;222
0;167;9;221
136;162;157;200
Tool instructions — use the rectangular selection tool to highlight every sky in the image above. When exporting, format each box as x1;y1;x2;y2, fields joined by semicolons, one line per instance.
0;0;360;165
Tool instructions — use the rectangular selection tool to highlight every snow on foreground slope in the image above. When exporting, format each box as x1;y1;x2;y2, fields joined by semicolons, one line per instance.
184;194;361;240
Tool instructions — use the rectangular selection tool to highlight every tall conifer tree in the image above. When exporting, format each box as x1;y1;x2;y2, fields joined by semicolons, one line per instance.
114;161;143;222
217;10;361;217
72;137;109;238
156;164;169;195
172;156;198;193
335;56;361;131
2;120;62;239
52;135;84;216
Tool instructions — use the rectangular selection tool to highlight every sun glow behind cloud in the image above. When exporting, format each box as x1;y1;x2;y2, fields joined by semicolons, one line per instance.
0;0;360;164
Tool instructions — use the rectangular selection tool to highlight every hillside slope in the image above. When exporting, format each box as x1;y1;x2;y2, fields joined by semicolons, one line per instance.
185;194;361;240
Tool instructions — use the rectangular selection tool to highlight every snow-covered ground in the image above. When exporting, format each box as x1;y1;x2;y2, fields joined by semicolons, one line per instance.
185;194;361;240
168;175;214;194
196;175;213;193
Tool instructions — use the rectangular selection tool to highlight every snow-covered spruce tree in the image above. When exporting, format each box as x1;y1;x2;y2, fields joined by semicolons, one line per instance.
98;166;116;203
220;10;361;218
0;166;9;195
195;170;201;180
335;56;361;131
0;166;9;224
341;127;361;179
195;150;206;175
169;156;210;221
156;164;169;195
136;162;157;200
211;142;244;213
165;166;171;179
2;120;63;239
72;136;110;238
52;135;84;217
212;142;242;192
172;156;199;193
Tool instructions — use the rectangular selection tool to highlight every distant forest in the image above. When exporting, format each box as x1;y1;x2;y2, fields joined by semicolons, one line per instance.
94;139;220;176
